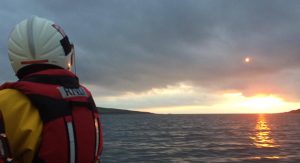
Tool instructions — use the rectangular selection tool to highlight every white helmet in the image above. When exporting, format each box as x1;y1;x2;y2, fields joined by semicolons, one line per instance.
8;16;74;73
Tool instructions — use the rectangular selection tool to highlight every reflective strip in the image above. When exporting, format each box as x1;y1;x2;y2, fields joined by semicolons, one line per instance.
58;86;88;99
0;134;13;162
67;122;76;163
94;115;100;157
0;111;13;162
0;139;4;156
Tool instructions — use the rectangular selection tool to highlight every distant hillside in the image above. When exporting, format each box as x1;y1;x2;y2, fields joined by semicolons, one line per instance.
286;109;300;114
96;107;152;114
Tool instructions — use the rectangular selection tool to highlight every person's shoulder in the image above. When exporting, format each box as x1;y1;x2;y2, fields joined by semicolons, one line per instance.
0;88;23;97
0;88;29;104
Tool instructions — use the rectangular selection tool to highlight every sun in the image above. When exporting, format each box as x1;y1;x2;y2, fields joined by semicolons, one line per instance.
244;57;251;63
241;95;284;113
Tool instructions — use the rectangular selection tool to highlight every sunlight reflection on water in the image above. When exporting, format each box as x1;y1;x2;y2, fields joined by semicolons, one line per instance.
250;114;279;148
249;114;283;160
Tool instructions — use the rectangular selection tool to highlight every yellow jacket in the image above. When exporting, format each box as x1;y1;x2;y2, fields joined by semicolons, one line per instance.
0;89;42;163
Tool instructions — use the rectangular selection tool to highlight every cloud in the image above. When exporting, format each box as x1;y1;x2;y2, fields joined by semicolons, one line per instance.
93;83;221;110
70;0;300;96
1;0;300;110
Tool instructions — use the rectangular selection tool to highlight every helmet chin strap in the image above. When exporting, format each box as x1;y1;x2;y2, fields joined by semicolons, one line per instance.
67;46;76;75
70;44;77;75
74;51;77;75
71;46;77;75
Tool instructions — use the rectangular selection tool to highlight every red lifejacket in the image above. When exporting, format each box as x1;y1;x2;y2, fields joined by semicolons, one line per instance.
0;69;103;163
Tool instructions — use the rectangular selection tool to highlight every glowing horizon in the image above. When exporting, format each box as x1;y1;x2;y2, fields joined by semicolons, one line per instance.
94;83;300;114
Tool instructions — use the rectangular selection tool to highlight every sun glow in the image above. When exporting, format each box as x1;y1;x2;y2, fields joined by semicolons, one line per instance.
222;93;295;113
240;95;284;112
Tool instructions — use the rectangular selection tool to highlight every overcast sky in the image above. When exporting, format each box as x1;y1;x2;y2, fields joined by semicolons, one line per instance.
1;0;300;113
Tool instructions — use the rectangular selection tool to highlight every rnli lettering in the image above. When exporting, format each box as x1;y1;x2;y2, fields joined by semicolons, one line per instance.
58;87;88;98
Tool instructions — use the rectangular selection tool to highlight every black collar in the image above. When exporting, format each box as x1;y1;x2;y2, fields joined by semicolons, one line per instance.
16;64;64;79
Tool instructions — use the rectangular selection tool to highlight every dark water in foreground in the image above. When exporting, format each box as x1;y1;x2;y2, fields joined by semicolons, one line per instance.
100;114;300;163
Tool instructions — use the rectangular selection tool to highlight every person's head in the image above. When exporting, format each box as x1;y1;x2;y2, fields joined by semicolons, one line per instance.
8;16;74;77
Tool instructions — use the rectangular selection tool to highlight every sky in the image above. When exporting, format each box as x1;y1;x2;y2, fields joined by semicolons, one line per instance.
1;0;300;114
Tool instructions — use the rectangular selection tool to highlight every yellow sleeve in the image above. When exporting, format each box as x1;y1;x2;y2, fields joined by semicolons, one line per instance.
0;89;43;163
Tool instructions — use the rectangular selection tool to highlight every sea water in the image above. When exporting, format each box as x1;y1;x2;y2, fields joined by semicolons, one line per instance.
100;114;300;163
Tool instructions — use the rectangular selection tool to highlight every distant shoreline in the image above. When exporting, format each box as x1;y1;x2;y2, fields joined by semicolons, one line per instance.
96;107;300;114
285;109;300;114
97;107;152;114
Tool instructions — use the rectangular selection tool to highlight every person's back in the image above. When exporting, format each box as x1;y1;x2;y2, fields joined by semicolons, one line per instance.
0;16;103;163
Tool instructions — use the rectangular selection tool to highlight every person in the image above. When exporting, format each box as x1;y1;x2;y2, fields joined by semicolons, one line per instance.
0;16;103;163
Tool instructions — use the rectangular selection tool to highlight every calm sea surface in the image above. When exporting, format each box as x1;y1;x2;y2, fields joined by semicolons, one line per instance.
100;114;300;163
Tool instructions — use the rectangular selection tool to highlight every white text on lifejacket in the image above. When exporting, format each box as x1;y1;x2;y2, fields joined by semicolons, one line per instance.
58;86;88;98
